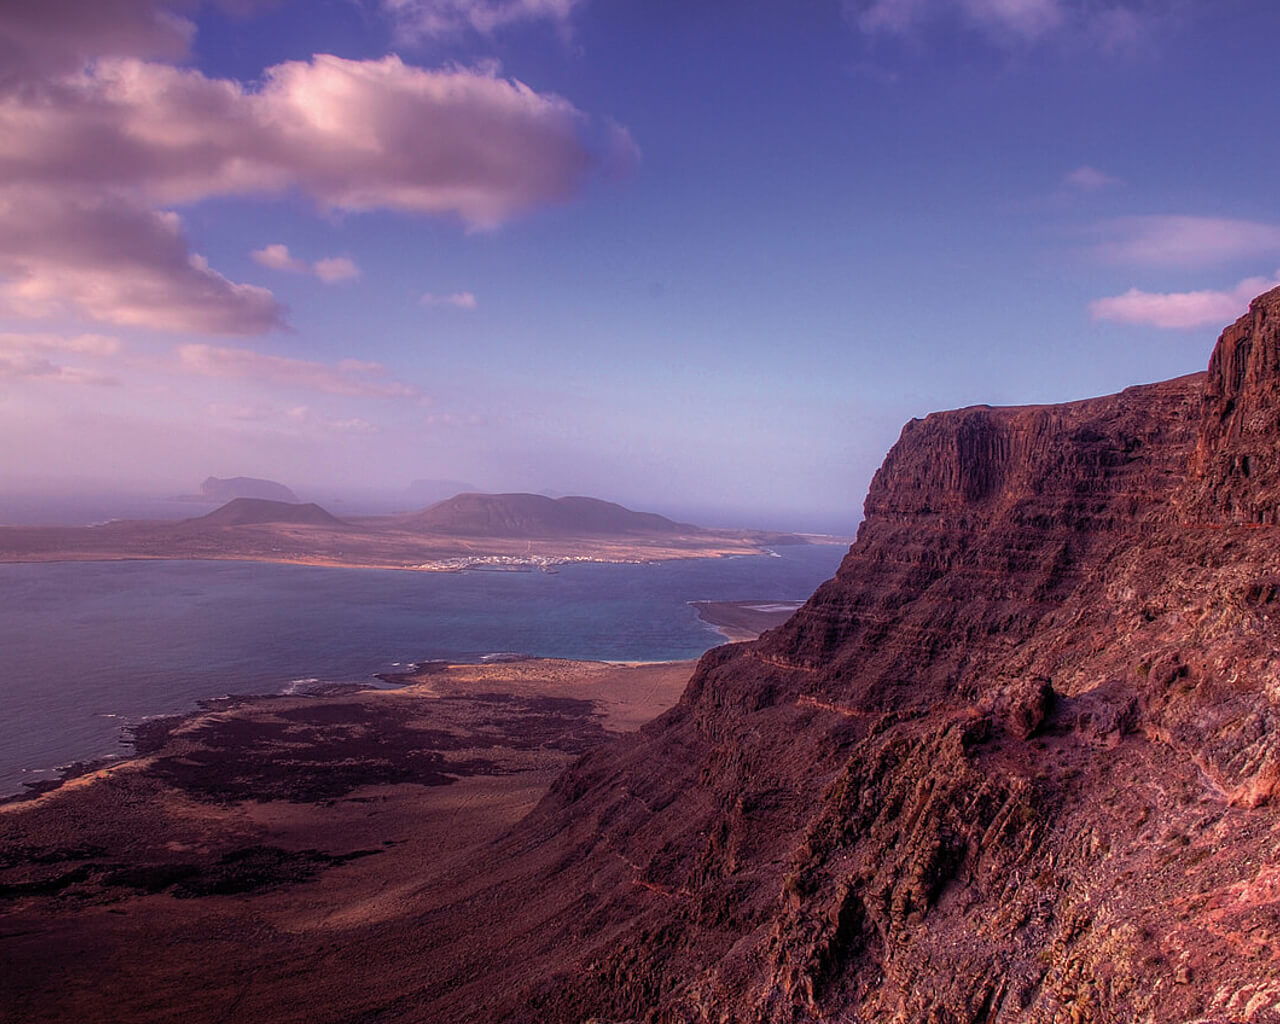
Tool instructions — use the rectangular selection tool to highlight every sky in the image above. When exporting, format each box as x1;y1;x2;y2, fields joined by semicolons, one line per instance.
2;0;1279;532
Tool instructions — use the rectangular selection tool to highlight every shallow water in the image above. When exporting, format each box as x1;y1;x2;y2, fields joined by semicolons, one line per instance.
0;546;844;796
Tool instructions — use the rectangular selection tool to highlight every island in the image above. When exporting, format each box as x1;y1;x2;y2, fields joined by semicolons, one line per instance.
0;492;830;572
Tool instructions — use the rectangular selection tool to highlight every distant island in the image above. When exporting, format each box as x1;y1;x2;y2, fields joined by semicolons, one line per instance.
174;476;300;504
0;492;831;572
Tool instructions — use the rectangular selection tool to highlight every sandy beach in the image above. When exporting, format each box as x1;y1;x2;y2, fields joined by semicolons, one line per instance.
689;598;806;641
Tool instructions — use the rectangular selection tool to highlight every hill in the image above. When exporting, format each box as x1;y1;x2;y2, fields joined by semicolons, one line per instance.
398;492;696;537
191;476;299;504
401;287;1280;1020
185;498;347;528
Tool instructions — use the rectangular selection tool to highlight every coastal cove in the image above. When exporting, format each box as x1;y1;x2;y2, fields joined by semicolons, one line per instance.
0;545;843;797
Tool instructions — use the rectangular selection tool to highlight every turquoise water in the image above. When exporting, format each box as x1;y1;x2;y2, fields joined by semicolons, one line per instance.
0;546;844;796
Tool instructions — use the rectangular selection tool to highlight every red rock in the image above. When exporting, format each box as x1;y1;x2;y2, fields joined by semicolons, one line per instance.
409;288;1280;1023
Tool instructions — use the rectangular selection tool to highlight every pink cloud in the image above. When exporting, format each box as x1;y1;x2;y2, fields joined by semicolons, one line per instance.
252;244;360;283
1089;271;1280;330
0;188;283;334
0;0;192;85
0;1;285;85
0;54;613;230
1092;216;1280;268
178;343;421;398
0;332;122;356
0;331;123;385
251;243;307;273
420;291;478;309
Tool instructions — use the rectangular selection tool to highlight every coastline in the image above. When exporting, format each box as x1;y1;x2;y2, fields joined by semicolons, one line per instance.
0;524;848;575
690;598;806;642
0;657;696;1022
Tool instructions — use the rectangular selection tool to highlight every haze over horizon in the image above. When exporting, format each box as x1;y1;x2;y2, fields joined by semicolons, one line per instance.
3;0;1278;534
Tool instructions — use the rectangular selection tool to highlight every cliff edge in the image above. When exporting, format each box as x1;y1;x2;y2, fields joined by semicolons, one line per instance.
414;287;1280;1023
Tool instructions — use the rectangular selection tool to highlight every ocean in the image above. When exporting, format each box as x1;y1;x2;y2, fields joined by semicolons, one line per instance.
0;545;845;797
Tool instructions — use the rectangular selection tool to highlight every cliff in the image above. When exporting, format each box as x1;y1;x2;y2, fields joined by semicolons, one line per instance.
412;288;1280;1022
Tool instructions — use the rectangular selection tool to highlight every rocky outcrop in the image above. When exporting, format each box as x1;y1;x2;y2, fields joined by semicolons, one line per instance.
1189;286;1280;524
413;289;1280;1023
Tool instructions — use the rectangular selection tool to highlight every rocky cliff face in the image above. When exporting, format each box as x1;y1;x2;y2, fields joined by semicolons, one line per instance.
419;290;1280;1024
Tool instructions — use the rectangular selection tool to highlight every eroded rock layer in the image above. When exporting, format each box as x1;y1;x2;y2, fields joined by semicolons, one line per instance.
419;289;1280;1023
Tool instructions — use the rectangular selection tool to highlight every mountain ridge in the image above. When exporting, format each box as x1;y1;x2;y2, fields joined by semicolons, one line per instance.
409;287;1280;1022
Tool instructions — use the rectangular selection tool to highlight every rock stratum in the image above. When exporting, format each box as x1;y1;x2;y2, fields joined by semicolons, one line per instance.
7;293;1280;1024
415;290;1280;1022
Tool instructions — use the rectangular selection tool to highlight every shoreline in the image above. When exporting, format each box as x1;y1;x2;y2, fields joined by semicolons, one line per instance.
1;653;700;807
0;656;698;1022
690;598;806;642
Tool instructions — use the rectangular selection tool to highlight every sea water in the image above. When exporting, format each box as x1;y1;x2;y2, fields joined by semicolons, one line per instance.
0;546;844;796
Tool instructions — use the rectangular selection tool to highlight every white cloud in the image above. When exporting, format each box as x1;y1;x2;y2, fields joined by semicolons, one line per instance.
253;244;361;283
420;290;478;309
1064;165;1122;191
382;0;584;40
1092;216;1280;269
0;189;283;334
848;0;1155;47
207;401;381;435
313;257;360;283
1089;271;1280;330
178;343;421;398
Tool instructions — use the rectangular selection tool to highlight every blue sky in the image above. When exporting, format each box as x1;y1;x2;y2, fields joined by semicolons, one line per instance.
1;0;1278;531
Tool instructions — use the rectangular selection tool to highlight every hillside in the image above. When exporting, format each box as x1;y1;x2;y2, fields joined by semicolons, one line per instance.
8;296;1280;1023
184;498;348;528
397;492;696;537
402;288;1280;1021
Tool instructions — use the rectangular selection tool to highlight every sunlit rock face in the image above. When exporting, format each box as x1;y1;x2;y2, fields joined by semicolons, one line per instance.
415;290;1280;1024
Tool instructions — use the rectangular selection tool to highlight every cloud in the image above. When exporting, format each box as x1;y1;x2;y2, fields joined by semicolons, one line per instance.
0;54;616;230
382;0;584;40
0;0;193;85
252;244;361;283
0;331;124;384
0;0;284;85
251;243;307;273
848;0;1157;47
0;188;284;334
313;257;360;283
207;401;381;435
1064;165;1122;191
0;332;122;356
1089;270;1280;330
853;0;1062;40
1091;216;1280;268
178;343;421;398
420;290;478;309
